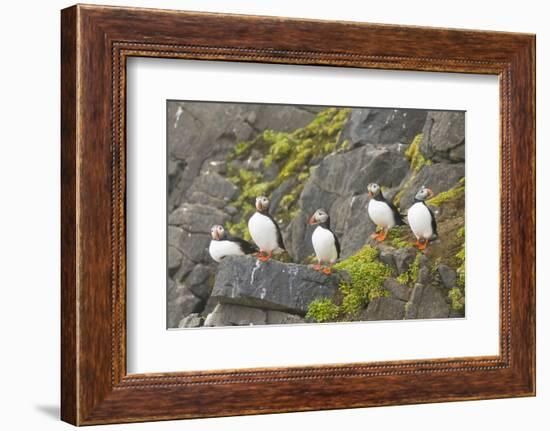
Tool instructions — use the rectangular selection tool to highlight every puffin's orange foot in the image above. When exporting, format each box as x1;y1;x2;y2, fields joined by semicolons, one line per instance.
415;239;427;251
259;251;273;262
322;267;332;275
371;230;384;241
377;230;388;242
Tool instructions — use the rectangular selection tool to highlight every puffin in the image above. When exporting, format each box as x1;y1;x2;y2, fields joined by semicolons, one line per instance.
407;186;438;250
208;224;258;263
367;183;405;241
308;208;340;275
248;196;286;262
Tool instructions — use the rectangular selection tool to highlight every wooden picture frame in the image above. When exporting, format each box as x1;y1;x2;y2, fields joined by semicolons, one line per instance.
61;4;536;425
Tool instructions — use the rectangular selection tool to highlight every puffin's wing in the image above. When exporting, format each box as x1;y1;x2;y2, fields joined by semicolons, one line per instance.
332;229;341;259
265;212;286;250
226;235;258;255
387;199;406;226
427;205;438;237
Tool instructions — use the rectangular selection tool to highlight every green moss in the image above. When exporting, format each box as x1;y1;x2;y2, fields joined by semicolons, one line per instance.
405;133;432;172
306;299;340;323
427;178;465;206
449;287;465;311
226;108;351;238
333;245;393;317
396;252;422;285
387;226;411;248
456;245;465;288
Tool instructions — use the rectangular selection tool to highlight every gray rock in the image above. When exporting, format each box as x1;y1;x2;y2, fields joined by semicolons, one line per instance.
438;264;457;289
187;172;238;202
383;278;411;302
186;264;213;299
168;246;183;275
204;303;267;327
338;194;375;258
420;111;465;162
176;230;211;263
311;146;410;196
450;308;466;318
398;163;465;209
211;256;340;315
252;105;321;133
379;249;396;268
172;254;195;282
202;160;227;175
417;255;432;285
224;205;238;216
167;103;317;211
392;247;418;274
266;310;305;325
364;297;406;321
168;226;185;248
178;313;204;328
169;203;229;235
339;108;427;148
405;283;450;319
167;282;203;328
187;191;226;209
269;179;296;214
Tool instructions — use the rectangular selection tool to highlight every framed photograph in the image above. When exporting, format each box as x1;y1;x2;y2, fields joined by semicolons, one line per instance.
61;4;535;425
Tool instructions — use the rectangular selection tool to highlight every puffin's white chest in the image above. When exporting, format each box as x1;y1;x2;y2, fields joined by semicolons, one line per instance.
248;212;279;252
209;240;244;263
368;199;396;228
407;202;434;239
312;226;338;263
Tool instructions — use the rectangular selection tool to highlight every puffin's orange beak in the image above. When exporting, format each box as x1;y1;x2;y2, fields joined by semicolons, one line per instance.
255;201;262;211
367;191;373;197
308;215;317;225
427;188;434;198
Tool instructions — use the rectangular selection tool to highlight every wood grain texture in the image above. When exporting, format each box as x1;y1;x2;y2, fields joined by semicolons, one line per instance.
60;4;536;425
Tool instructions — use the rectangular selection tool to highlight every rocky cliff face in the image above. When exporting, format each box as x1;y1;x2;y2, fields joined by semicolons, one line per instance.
167;102;465;328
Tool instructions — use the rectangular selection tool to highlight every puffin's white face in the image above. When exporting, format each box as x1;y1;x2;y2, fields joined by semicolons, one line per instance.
210;224;225;240
415;187;434;201
367;183;380;197
309;208;329;225
255;196;270;212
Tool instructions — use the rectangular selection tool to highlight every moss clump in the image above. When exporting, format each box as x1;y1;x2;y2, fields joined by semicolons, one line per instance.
427;178;465;207
306;299;340;323
449;287;465;311
226;108;351;238
305;245;393;322
456;245;465;288
405;133;432;172
387;226;411;248
397;252;422;285
333;245;393;317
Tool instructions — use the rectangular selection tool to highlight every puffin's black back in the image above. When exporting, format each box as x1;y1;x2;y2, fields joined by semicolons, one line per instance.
226;235;258;254
374;192;406;225
264;211;286;251
425;203;438;237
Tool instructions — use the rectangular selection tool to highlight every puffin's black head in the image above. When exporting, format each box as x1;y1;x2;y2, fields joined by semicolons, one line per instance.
367;183;381;198
308;208;329;225
255;196;270;213
210;224;226;241
414;186;434;202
